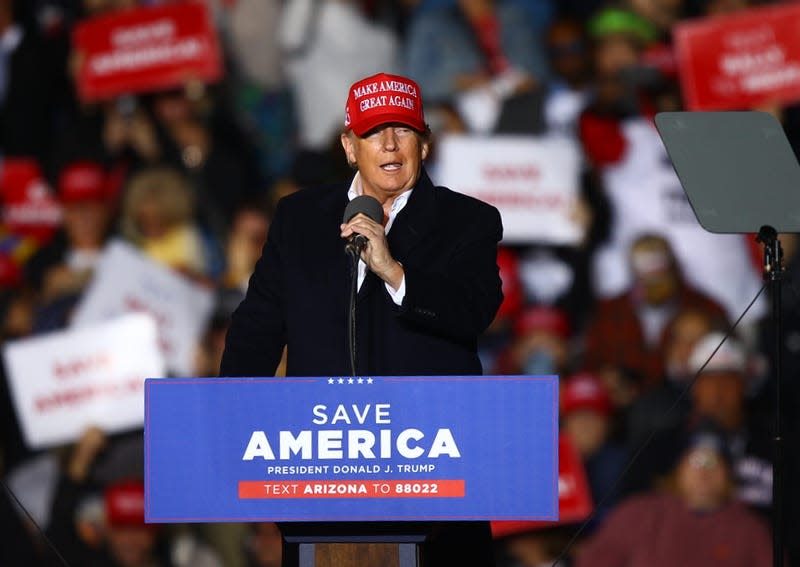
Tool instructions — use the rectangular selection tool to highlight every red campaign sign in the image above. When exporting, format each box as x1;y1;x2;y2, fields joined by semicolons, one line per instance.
491;435;592;538
0;158;61;245
675;2;800;111
72;2;223;102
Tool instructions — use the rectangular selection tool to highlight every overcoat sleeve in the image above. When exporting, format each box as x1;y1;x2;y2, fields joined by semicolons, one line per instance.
398;203;503;344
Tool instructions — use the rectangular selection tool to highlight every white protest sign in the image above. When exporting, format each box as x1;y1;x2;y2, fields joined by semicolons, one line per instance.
3;314;165;449
71;240;214;375
435;135;583;244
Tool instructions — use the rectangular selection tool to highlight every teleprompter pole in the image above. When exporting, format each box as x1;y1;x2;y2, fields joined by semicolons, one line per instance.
756;225;784;567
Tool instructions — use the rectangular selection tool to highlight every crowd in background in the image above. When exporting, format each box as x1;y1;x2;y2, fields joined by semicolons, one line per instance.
1;0;799;565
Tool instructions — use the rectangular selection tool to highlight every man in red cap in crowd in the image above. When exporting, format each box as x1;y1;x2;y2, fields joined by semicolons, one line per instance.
492;304;572;375
222;73;503;565
24;160;114;306
561;372;627;523
45;427;222;567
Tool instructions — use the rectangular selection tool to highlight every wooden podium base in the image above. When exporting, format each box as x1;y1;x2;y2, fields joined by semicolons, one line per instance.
283;521;426;567
298;543;418;567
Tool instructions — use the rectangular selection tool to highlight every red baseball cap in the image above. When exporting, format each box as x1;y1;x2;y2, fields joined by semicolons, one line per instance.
513;305;571;339
58;161;108;203
104;480;145;526
344;72;426;136
561;372;611;417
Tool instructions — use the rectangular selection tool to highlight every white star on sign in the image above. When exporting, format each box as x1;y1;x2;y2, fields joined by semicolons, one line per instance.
338;378;344;384
357;378;364;384
328;378;334;384
367;378;374;384
348;378;354;384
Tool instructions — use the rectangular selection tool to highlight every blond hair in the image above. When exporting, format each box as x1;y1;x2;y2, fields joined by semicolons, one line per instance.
120;166;196;242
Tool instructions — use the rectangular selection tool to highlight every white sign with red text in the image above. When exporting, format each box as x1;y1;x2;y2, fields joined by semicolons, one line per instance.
3;314;165;449
435;135;583;244
71;240;214;375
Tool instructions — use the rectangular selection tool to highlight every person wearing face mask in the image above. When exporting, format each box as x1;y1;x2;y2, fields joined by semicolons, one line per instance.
584;233;728;389
492;305;572;376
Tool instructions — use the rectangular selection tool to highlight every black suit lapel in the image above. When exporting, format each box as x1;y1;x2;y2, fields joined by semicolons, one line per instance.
387;169;438;264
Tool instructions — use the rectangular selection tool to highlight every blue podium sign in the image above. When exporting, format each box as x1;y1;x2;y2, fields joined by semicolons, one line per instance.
144;375;558;523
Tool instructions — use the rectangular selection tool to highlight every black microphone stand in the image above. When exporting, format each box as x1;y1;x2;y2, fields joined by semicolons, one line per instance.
756;225;785;567
347;247;361;378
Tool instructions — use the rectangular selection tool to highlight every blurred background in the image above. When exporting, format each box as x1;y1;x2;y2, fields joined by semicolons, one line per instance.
0;0;799;565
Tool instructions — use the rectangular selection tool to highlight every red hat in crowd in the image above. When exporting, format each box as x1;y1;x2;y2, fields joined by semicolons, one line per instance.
344;72;426;136
58;161;108;203
561;372;611;417
105;480;146;526
513;305;571;339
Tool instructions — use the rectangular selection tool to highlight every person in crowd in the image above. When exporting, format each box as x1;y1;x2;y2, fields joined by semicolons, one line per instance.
222;202;271;293
578;7;659;169
623;331;773;515
47;427;223;567
561;372;627;520
195;287;248;378
25;161;115;306
404;0;548;134
119;166;208;278
543;18;592;138
102;96;163;167
584;233;728;388
625;307;722;446
576;422;772;567
150;86;262;235
493;304;572;376
221;71;503;566
194;202;270;377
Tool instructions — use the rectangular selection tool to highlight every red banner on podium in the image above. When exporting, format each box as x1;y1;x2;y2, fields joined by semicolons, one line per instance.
72;2;223;102
675;3;800;111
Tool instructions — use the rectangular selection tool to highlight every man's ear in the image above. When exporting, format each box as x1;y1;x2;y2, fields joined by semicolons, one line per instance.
421;140;430;161
341;133;356;166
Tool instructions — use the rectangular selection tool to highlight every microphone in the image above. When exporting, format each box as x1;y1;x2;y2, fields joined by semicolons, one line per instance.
342;195;383;257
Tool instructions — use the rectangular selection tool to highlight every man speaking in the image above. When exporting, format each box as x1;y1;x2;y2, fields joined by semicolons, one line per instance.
221;72;503;566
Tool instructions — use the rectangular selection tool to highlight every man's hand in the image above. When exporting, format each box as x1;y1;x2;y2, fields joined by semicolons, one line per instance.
340;213;404;290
